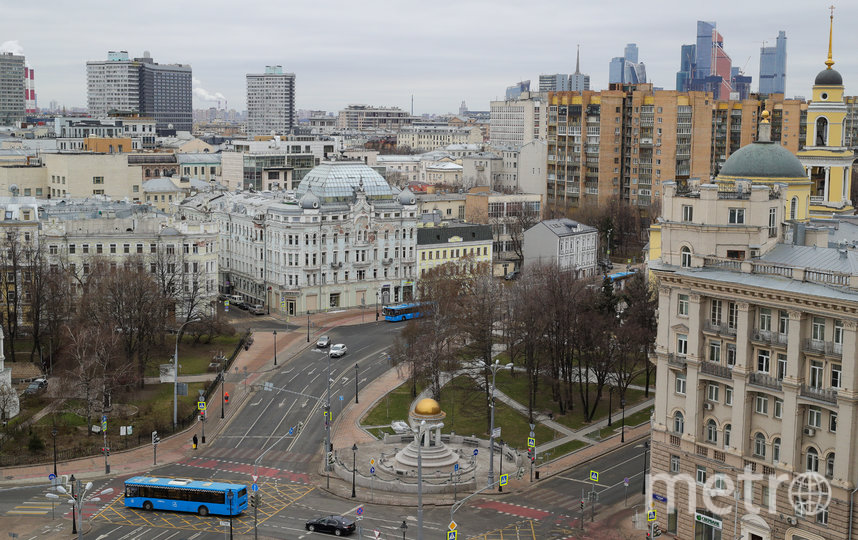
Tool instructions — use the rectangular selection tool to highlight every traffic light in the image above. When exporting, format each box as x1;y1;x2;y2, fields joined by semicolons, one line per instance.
224;392;229;404
152;431;160;445
101;447;110;456
250;493;261;508
580;500;584;511
327;452;335;464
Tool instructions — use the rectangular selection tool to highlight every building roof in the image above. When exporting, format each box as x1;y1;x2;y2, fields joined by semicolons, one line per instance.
296;161;395;202
815;68;843;86
760;243;858;274
177;153;221;164
426;162;462;171
142;177;183;192
529;218;596;237
417;222;492;245
718;140;807;179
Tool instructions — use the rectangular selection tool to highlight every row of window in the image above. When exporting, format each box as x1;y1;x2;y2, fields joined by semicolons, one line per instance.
49;243;205;256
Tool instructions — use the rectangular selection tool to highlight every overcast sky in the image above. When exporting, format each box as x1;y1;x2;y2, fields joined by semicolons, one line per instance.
1;0;855;115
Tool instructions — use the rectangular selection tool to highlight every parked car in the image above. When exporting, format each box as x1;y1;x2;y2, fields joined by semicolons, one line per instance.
249;304;265;315
236;301;249;311
504;270;520;281
316;335;331;348
305;515;355;536
24;378;48;395
329;344;347;358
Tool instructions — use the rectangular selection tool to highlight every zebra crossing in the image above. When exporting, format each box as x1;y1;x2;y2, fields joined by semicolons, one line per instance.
7;498;58;516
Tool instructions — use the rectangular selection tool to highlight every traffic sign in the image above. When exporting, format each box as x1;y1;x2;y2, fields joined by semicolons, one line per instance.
492;427;501;438
339;395;344;401
370;466;376;475
448;531;457;540
624;477;629;487
527;437;536;448
197;401;206;411
590;470;599;482
473;449;478;456
454;463;459;472
373;530;380;539
370;458;375;466
647;509;657;522
529;430;535;438
252;474;258;482
289;427;294;435
499;474;508;486
529;423;535;431
48;473;56;481
220;521;230;527
251;483;258;492
356;506;363;516
448;520;457;530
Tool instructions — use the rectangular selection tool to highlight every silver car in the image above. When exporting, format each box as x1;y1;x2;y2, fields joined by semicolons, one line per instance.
316;335;331;348
329;344;347;358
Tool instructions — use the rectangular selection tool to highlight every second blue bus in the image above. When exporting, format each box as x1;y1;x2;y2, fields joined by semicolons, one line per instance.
383;302;429;322
124;476;248;516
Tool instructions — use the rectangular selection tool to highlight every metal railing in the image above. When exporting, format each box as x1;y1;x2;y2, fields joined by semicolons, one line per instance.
749;372;782;391
667;354;687;368
751;329;789;347
799;384;838;404
802;338;843;357
700;361;732;380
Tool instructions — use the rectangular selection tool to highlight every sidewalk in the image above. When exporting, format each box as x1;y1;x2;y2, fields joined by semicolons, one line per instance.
0;307;375;487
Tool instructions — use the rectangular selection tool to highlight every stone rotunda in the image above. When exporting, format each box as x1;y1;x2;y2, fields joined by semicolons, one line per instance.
392;398;460;472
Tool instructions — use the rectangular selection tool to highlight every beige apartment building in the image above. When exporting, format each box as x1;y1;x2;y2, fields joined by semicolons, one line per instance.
396;126;482;153
648;114;858;539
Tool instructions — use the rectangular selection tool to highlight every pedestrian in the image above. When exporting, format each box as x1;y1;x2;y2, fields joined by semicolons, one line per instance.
193;434;198;450
375;311;379;322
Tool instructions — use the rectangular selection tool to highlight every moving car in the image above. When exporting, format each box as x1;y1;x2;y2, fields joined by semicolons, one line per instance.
305;515;355;536
24;378;48;395
249;304;265;315
316;335;331;348
329;344;347;358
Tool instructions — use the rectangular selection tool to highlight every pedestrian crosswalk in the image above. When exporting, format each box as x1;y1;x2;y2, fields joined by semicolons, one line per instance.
7;499;57;515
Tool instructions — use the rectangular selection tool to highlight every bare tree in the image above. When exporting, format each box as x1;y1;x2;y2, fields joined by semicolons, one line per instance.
0;382;16;424
0;227;28;363
616;271;658;397
506;269;548;422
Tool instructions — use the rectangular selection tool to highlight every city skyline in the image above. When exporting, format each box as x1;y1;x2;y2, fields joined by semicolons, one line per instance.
1;0;855;116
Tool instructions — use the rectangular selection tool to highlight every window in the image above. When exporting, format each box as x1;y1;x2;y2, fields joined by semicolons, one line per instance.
707;384;719;402
724;424;732;447
777;354;787;380
713;473;727;491
812;317;825;341
754;433;767;457
826;453;835;478
678;294;689;316
673;411;685;433
92;176;104;184
728;302;738;329
834;320;844;345
670;455;680;474
790;196;798;220
774;399;783;419
773;438;781;462
779;310;789;335
759;308;772;331
677;334;688;356
818;506;829;525
710;300;722;324
806;447;819;472
769;207;777;237
830;412;838;433
756;395;769;414
675;374;686;395
725;386;733;406
709;341;721;363
728;208;745;224
757;350;770;373
726;344;736;367
696;465;707;485
829;363;842;390
810;361;823;389
808;407;822;428
682;205;693;222
680;246;691;268
706;419;718;443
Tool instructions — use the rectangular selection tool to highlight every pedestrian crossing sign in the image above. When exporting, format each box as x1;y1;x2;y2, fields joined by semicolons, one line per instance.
590;470;599;482
447;531;457;540
499;474;508;486
527;437;535;448
647;509;657;522
197;401;206;411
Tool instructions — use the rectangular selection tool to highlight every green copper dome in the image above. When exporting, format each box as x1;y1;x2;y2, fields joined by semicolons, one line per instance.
718;141;807;179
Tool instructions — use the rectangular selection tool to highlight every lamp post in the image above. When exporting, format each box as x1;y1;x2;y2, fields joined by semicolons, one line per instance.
488;359;514;489
607;387;613;427
498;438;504;493
173;318;200;429
51;426;58;477
324;349;332;488
400;520;408;540
307;310;311;342
354;364;359;404
69;474;77;534
220;369;225;419
351;443;358;498
52;479;112;540
273;330;277;366
227;490;234;540
640;441;650;495
620;397;626;443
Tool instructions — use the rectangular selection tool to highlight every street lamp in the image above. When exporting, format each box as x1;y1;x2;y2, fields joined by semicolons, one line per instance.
51;426;58;477
351;443;358;498
400;520;408;540
607;387;613;427
69;473;77;534
53;479;113;540
324;349;332;487
273;330;277;366
354;364;359;404
307;310;311;342
638;441;650;494
620;396;626;443
173;317;200;429
227;490;234;540
488;359;514;489
220;369;225;419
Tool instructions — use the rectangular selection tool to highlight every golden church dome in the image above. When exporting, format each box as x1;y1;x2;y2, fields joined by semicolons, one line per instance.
414;398;441;415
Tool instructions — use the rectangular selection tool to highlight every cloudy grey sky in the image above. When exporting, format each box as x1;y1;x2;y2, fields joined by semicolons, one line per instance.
1;0;855;115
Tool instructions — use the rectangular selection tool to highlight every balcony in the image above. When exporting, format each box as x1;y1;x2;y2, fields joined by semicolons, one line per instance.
802;339;842;358
749;372;782;391
751;329;789;348
700;361;732;380
702;320;737;337
800;384;838;404
667;354;687;368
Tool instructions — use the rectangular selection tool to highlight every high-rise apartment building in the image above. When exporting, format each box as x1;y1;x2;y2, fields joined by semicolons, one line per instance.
246;65;296;137
489;93;547;148
87;51;192;133
609;43;646;85
676;44;696;92
759;31;787;95
0;52;26;126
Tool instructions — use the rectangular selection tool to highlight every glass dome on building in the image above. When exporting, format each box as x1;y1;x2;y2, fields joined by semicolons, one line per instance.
296;162;395;203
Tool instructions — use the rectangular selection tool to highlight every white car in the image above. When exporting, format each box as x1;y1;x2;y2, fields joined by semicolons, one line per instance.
329;344;347;358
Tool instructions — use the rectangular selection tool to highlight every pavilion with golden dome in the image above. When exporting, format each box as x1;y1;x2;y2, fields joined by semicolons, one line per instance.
392;397;460;471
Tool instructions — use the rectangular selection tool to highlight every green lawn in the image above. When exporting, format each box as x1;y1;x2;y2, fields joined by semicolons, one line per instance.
589;406;654;439
361;381;423;426
542;439;588;458
145;335;242;377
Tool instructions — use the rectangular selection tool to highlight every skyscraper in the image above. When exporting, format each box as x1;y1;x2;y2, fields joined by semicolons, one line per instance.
539;74;569;93
759;30;787;95
246;65;296;137
677;21;745;100
0;52;25;126
86;51;192;133
676;44;696;91
608;43;646;85
505;80;530;100
569;46;590;91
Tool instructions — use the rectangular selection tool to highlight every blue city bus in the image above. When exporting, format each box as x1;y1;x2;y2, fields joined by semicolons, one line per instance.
124;476;248;517
382;302;430;322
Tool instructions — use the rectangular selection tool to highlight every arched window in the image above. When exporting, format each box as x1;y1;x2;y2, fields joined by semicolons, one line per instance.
680;246;692;268
816;117;828;146
145;169;151;178
826;453;835;478
773;438;781;462
790;196;798;220
806;447;819;472
706;419;718;443
724;424;732;448
673;412;685;434
754;433;767;458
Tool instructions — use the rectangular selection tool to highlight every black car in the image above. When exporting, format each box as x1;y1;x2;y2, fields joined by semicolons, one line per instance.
305;515;356;536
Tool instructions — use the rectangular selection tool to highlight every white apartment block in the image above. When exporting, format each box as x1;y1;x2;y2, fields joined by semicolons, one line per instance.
177;161;419;314
336;105;413;131
377;155;422;184
86;51;140;117
522;218;598;277
489;93;547;147
246;66;296;137
396;126;482;153
462;141;547;197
